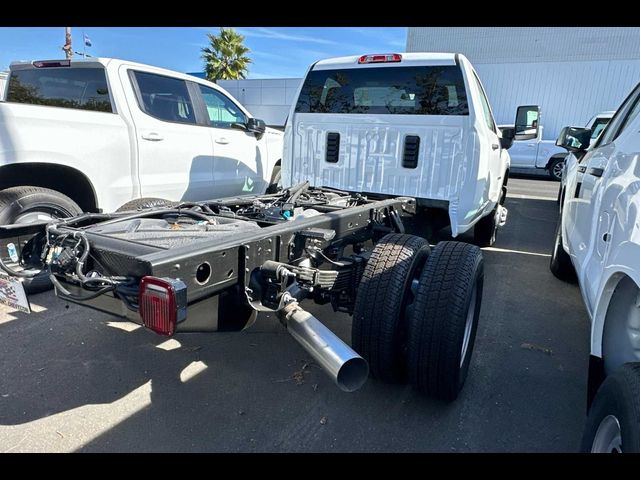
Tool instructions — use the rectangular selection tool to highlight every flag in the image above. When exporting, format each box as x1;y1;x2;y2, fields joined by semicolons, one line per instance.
84;33;92;47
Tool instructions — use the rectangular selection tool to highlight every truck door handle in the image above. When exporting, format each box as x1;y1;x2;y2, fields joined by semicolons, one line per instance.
587;167;604;177
491;144;499;150
577;165;587;173
215;137;230;145
141;132;164;141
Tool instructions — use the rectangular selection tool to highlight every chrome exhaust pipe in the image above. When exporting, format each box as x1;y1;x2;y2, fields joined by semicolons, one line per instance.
280;302;369;392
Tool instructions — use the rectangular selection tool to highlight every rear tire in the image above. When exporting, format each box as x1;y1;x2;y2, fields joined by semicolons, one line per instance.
549;220;575;281
116;197;176;212
352;233;431;383
407;241;484;401
0;186;82;294
581;363;640;453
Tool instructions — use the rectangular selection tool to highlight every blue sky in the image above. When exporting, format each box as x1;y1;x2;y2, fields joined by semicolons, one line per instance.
0;27;407;78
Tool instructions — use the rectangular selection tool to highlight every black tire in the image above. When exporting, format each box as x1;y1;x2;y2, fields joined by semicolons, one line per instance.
407;241;484;401
581;363;640;453
549;220;575;281
352;233;431;383
266;164;281;194
548;156;565;181
0;186;82;294
115;197;176;212
474;207;498;247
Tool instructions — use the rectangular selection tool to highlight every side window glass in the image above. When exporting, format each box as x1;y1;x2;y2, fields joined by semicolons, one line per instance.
590;118;609;140
198;85;246;128
133;71;196;124
473;73;495;133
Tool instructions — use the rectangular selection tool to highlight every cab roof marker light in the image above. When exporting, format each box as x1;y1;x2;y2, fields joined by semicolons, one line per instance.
357;54;402;64
32;60;71;68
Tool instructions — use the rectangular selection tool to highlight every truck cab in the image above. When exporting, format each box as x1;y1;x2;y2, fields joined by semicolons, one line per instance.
283;52;519;246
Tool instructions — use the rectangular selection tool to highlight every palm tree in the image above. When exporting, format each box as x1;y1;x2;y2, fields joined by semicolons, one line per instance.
201;28;251;81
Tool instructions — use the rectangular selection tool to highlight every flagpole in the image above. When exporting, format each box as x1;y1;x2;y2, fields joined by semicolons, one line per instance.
63;27;73;59
83;29;86;58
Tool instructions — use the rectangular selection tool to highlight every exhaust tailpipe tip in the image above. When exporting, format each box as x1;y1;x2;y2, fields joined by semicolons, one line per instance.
336;356;369;392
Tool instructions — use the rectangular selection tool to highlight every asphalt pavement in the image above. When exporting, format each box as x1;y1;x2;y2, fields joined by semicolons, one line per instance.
0;177;590;452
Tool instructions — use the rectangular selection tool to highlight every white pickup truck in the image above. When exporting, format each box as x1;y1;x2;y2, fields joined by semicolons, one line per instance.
507;108;614;181
283;52;526;246
551;83;640;452
0;58;283;224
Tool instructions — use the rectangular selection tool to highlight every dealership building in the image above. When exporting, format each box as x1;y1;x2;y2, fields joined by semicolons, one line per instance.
218;27;640;139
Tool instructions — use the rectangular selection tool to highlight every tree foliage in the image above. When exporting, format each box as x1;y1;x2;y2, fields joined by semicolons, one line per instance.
201;28;251;81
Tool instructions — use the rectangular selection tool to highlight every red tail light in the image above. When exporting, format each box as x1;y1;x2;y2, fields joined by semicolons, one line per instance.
357;54;402;64
139;277;187;336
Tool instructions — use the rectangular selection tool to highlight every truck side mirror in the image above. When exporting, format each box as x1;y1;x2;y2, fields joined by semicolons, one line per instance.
498;126;515;150
514;105;540;141
247;117;266;135
556;126;592;152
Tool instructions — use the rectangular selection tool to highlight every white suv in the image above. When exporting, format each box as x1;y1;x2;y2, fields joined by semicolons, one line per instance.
551;82;640;452
282;52;525;246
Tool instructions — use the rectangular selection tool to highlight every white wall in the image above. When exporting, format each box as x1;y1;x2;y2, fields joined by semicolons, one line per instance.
406;27;640;64
407;27;640;139
475;60;640;139
217;78;301;127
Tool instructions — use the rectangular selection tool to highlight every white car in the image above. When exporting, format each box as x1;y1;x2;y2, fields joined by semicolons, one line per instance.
0;57;283;221
551;83;640;452
283;52;524;246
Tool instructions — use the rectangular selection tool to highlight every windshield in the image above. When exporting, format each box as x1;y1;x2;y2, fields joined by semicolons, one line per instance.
295;65;469;115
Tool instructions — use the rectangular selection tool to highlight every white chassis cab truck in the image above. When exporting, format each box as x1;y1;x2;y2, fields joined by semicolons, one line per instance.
551;82;640;452
282;52;525;246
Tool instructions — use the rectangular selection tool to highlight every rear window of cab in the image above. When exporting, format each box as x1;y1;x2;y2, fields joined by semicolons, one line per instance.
6;67;113;113
295;65;468;115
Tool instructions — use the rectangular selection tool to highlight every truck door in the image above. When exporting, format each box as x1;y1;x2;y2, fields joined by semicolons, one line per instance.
122;67;216;202
196;84;267;197
509;105;540;168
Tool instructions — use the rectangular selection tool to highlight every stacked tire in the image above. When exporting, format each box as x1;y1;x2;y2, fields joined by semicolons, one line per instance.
352;233;484;401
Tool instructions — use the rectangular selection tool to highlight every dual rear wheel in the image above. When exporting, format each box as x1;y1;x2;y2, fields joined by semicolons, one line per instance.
352;233;484;401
